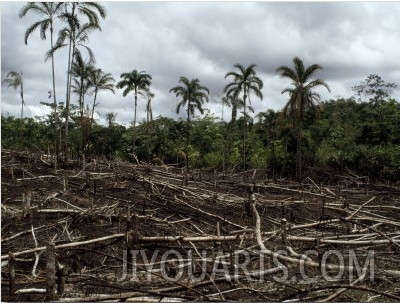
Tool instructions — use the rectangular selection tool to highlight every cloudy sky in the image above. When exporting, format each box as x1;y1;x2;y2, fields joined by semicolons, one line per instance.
2;1;400;126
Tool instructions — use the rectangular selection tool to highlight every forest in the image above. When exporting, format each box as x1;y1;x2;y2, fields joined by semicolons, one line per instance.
2;90;400;182
2;2;400;302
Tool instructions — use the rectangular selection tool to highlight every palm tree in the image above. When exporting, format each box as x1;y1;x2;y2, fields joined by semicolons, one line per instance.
88;68;115;122
170;77;209;170
222;94;243;125
71;57;94;120
19;2;65;167
117;70;152;160
70;57;95;163
276;56;330;181
3;71;25;141
19;2;65;111
48;2;106;159
105;112;117;128
49;21;100;159
59;2;106;106
142;89;155;162
224;63;263;170
85;67;115;160
3;71;25;119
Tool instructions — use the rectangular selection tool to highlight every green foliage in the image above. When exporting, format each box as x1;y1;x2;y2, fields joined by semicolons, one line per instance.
352;74;397;105
2;94;399;182
310;98;400;180
1;115;52;151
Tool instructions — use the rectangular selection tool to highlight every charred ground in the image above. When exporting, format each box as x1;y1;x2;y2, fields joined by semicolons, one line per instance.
1;150;400;302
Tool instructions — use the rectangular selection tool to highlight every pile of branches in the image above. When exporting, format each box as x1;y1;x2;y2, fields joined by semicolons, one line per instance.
1;150;400;302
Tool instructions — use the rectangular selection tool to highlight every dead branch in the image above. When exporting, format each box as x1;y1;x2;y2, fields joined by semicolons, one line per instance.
174;196;244;229
16;175;57;181
251;202;400;278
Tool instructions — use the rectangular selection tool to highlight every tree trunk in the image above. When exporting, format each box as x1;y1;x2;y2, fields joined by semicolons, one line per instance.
64;39;73;160
296;130;302;182
64;4;76;161
146;102;150;163
186;103;190;171
132;89;137;159
45;242;56;301
21;91;24;120
50;23;59;169
79;78;85;165
243;92;247;171
19;75;25;142
272;138;276;181
91;91;97;123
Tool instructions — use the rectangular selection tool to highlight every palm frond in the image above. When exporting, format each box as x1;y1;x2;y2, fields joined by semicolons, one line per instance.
23;20;42;44
306;79;331;92
293;57;305;81
303;64;323;82
276;65;297;81
278;57;330;122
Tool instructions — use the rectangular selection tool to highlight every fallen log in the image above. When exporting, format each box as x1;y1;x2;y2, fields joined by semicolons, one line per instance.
286;236;400;246
1;233;125;261
16;175;57;181
138;235;241;243
174;196;244;229
16;288;46;294
1;233;243;261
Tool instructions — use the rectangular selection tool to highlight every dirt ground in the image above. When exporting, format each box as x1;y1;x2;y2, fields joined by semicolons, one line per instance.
1;150;400;302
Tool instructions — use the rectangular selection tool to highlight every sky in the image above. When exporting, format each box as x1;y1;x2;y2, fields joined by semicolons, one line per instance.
1;1;400;126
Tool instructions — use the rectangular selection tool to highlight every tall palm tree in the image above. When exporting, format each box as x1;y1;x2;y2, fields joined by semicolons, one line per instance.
20;2;65;167
117;70;152;159
3;71;25;119
88;68;115;122
59;2;106;109
71;57;94;120
142;89;155;162
224;63;263;170
3;71;25;141
276;56;330;181
85;67;115;160
48;21;100;159
48;2;106;159
170;77;209;170
71;57;95;162
19;2;65;111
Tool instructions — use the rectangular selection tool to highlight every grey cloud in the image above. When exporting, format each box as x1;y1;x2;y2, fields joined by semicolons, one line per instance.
2;1;400;125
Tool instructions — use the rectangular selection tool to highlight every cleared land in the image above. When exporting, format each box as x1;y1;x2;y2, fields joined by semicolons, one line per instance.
1;150;400;302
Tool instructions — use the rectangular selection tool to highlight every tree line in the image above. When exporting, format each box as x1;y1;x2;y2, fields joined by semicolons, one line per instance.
2;2;399;182
2;91;400;182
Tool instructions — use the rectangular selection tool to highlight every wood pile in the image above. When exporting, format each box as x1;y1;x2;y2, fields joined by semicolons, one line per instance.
1;150;400;301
